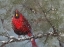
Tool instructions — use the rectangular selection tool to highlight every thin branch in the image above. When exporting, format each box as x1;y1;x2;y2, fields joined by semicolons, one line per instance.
0;18;10;38
0;31;61;47
43;12;58;35
57;37;64;47
35;0;57;33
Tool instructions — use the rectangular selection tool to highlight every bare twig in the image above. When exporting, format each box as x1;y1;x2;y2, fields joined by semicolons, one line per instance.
57;37;64;47
0;18;10;38
1;19;4;24
42;12;58;35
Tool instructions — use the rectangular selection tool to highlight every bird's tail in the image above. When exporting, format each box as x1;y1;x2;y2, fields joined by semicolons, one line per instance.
31;38;38;47
28;33;38;47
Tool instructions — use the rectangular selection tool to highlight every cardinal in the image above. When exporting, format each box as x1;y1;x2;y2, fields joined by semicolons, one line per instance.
12;9;38;47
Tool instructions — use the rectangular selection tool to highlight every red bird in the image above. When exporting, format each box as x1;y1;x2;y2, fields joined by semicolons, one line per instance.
12;10;38;47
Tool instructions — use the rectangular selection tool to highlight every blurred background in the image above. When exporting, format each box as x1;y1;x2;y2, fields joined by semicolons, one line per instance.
0;0;64;47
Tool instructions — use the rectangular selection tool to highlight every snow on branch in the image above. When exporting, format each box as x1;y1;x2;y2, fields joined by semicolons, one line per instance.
0;18;64;47
0;31;64;47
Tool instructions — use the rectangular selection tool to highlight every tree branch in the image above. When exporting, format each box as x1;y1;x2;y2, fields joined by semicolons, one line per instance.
0;31;63;47
0;18;10;38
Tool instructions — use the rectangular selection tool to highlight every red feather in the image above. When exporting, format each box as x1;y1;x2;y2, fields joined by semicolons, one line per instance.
12;10;38;47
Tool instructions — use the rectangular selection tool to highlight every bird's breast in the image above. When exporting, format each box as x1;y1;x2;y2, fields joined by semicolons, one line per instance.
12;18;22;30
